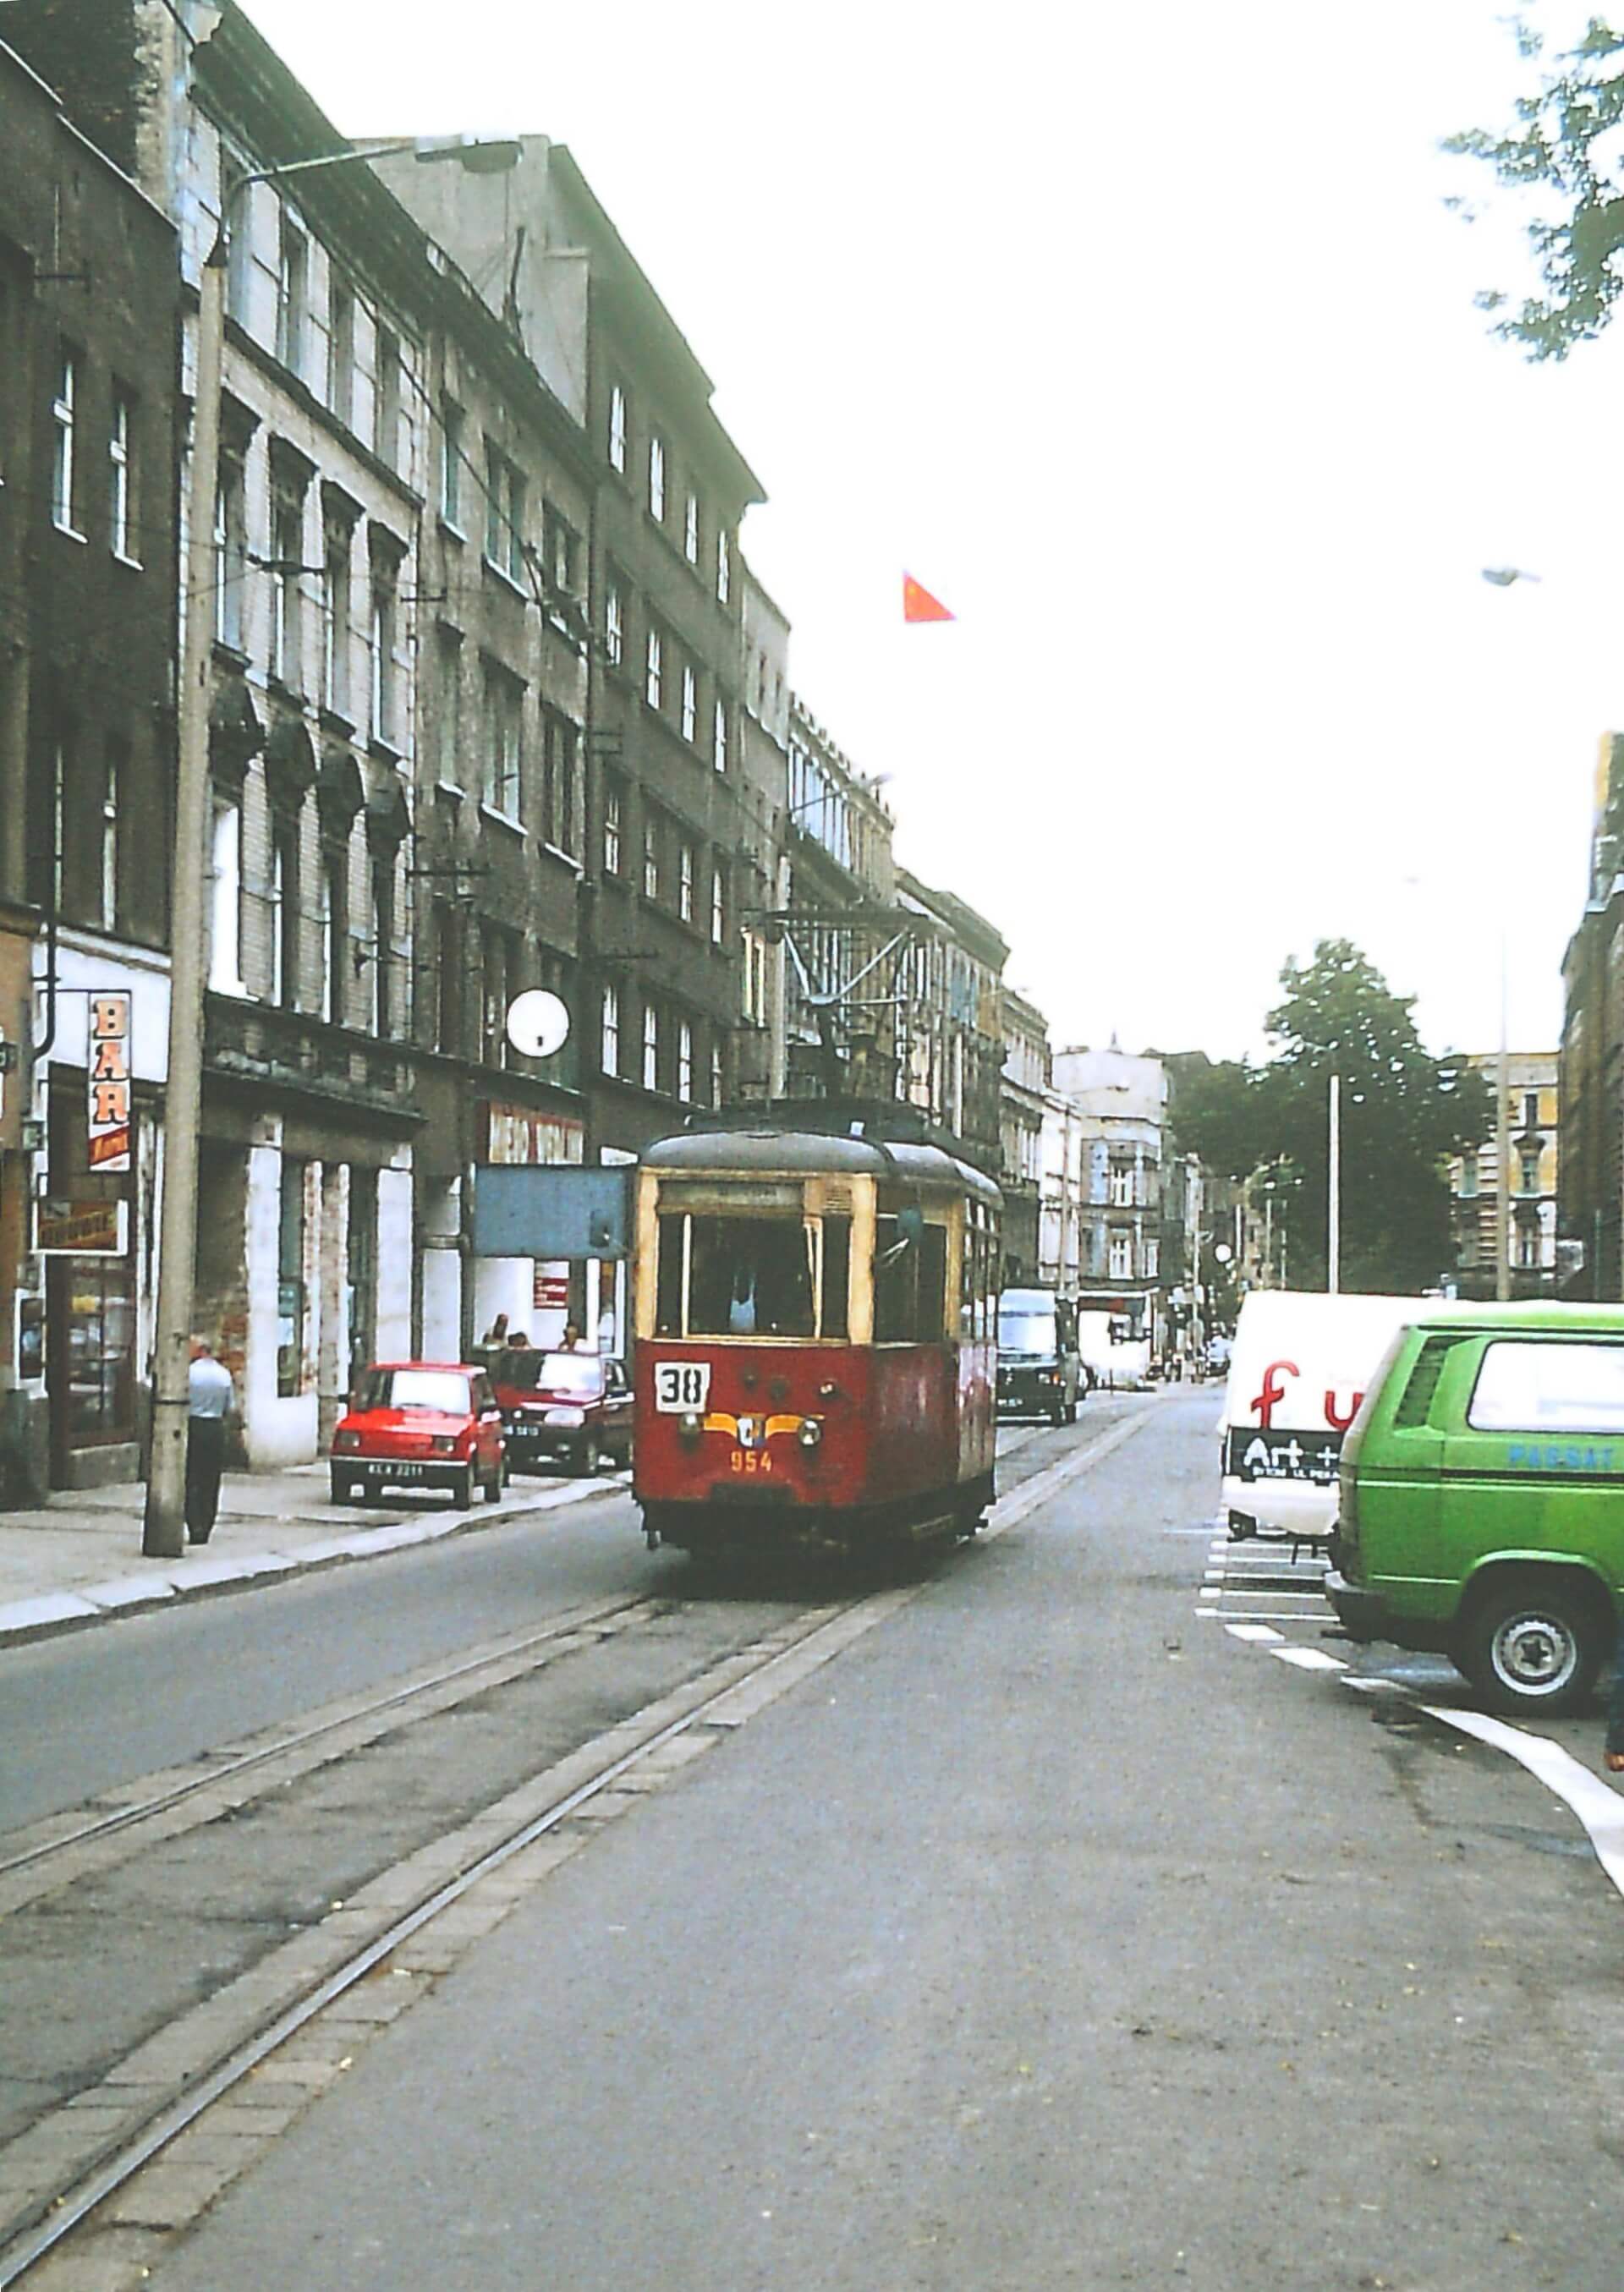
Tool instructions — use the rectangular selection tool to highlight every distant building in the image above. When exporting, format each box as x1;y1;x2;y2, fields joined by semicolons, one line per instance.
1448;1053;1560;1297
999;989;1049;1285
1049;1042;1166;1345
1561;732;1624;1299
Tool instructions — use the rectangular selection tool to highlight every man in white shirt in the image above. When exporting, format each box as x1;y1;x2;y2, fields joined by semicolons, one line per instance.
185;1340;234;1545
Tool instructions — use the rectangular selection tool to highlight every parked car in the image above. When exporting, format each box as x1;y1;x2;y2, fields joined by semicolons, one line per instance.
996;1288;1082;1425
488;1348;633;1475
1327;1301;1624;1715
330;1363;505;1508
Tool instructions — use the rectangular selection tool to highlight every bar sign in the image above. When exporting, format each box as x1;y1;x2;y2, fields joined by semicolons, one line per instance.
88;993;132;1172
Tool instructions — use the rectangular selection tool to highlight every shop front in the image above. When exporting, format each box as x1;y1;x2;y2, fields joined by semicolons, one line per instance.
27;938;169;1493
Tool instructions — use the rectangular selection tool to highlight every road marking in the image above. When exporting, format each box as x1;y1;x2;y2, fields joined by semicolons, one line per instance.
1225;1624;1283;1643
1341;1675;1404;1692
1420;1705;1624;1902
1270;1646;1347;1672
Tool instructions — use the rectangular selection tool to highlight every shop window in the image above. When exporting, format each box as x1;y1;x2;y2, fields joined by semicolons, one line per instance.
277;1159;308;1397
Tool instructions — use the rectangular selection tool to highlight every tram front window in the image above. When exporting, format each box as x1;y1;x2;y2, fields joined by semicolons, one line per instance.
690;1216;814;1336
655;1211;852;1338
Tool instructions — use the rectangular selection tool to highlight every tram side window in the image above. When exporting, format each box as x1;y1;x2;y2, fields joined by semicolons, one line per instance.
823;1215;851;1340
656;1213;684;1337
875;1217;946;1342
688;1215;815;1337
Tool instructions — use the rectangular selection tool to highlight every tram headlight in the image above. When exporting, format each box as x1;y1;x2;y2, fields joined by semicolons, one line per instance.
798;1417;823;1450
678;1409;704;1442
543;1407;585;1428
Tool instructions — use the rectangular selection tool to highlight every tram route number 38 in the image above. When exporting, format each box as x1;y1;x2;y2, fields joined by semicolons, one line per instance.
654;1362;711;1412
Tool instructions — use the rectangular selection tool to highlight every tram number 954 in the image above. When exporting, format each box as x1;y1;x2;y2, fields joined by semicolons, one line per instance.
654;1362;711;1412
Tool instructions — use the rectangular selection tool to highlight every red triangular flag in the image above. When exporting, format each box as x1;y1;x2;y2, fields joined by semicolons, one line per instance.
903;573;954;623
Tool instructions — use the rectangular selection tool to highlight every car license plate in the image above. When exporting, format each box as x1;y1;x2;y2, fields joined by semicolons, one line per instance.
384;1461;427;1480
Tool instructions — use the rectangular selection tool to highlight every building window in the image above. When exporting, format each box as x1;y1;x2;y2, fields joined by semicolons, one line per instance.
710;860;724;945
108;388;134;561
270;490;304;688
684;490;700;565
678;1020;694;1101
648;433;666;522
321;846;348;1023
277;214;308;378
681;662;697;743
543;506;579;597
434;902;460;1053
1144;1238;1160;1279
485;441;526;584
436;625;462;784
1108;1164;1133;1208
328;280;355;427
643;814;660;901
209;796;245;993
441;400;464;527
643;1001;660;1090
603;781;623;876
1519;1147;1542;1195
370;856;396;1036
481;925;513;1066
716;528;730;606
1458;1156;1479;1199
605;574;623;667
100;743;122;931
710;1041;723;1108
1523;1090;1541;1129
375;324;400;467
742;927;768;1023
601;984;620;1075
543;712;578;853
483;663;522;817
608;381;627;472
214;451;247;650
368;541;402;746
1109;1230;1132;1280
269;812;299;1007
322;518;353;716
713;696;728;775
645;624;663;710
678;841;694;924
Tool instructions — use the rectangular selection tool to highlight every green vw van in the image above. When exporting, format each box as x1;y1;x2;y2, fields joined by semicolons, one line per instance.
1325;1302;1624;1716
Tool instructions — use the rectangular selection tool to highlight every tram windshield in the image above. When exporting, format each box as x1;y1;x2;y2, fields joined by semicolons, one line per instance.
656;1213;851;1340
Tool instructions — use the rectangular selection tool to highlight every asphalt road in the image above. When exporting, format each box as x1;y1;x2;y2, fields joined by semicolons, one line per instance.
125;1389;1624;2292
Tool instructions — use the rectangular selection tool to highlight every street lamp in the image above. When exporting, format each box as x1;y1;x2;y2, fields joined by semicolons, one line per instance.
142;129;522;1558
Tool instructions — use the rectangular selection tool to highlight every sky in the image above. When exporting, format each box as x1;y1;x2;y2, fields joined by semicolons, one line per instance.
238;0;1624;1066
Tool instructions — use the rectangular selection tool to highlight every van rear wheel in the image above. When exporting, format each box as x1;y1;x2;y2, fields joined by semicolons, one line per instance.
1456;1576;1606;1717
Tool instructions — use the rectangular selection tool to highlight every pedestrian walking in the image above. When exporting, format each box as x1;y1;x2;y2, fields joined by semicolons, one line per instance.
1605;1613;1624;1775
480;1311;509;1347
185;1339;234;1546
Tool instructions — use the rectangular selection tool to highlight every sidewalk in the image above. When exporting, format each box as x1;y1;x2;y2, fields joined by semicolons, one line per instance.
0;1463;626;1651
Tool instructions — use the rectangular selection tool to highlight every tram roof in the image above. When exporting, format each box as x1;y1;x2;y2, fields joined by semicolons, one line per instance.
642;1127;1001;1206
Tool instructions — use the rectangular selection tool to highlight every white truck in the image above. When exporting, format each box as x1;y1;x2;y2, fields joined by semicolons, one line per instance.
1220;1289;1437;1545
1076;1310;1151;1392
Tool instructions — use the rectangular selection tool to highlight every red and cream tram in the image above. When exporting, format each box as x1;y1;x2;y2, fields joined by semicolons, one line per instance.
631;1120;1001;1557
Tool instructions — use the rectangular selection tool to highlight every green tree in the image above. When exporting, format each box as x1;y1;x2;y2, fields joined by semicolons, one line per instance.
1171;940;1489;1293
1446;16;1624;358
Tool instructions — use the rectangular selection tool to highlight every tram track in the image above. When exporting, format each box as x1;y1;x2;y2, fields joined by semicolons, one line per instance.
0;1403;1153;2289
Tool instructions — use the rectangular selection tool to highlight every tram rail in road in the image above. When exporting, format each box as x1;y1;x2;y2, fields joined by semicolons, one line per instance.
0;1401;1154;2289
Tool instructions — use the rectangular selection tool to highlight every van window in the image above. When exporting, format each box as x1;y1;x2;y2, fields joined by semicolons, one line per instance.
1466;1340;1624;1434
1391;1334;1472;1429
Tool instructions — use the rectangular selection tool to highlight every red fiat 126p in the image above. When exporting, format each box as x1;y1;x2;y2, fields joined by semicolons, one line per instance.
329;1363;506;1509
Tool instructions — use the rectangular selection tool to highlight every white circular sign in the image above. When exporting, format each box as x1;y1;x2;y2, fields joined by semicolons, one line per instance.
505;990;570;1060
1214;1242;1233;1264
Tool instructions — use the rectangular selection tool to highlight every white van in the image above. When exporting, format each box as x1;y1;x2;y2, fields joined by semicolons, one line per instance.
1220;1289;1435;1543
